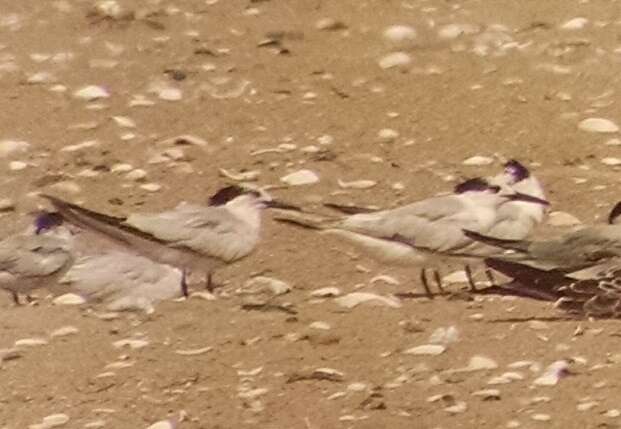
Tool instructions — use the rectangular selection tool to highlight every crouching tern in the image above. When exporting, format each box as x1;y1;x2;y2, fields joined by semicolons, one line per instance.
274;177;549;295
0;212;73;304
463;200;621;273
42;185;297;297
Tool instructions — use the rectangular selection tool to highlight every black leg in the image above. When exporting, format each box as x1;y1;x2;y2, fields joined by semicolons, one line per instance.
433;269;444;294
181;269;189;298
485;268;496;286
465;264;477;291
206;273;213;293
11;291;19;305
420;268;434;299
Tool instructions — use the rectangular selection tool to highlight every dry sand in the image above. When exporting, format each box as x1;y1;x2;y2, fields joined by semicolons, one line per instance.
3;1;621;428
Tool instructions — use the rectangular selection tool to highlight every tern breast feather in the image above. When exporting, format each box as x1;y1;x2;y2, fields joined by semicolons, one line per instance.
126;205;260;262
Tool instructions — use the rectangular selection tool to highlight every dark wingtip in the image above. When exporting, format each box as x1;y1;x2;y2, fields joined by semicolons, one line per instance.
208;185;259;206
504;159;530;182
609;201;621;224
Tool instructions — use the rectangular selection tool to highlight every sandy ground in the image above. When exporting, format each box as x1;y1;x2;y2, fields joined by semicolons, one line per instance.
3;1;621;428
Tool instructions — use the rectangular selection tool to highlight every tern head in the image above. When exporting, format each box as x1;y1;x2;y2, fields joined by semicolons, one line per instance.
209;185;300;210
33;210;64;234
454;178;500;194
503;159;530;185
608;201;621;225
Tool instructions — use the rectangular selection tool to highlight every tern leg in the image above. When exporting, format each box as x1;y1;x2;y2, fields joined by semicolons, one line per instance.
419;268;434;299
433;270;445;294
206;273;213;293
465;264;477;291
11;291;20;305
485;268;497;286
180;269;189;298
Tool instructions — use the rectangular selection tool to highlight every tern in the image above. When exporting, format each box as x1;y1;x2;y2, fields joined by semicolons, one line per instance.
274;177;549;295
42;185;297;297
463;200;621;273
0;211;73;304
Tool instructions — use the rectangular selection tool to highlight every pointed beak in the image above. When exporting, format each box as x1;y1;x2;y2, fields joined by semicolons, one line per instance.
264;199;301;211
505;192;550;206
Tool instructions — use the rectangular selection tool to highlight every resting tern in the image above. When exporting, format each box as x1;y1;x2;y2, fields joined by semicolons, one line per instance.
274;177;549;295
42;185;297;296
0;212;73;304
59;251;183;313
463;200;621;273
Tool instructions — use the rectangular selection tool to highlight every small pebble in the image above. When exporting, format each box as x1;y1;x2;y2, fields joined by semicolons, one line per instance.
378;52;411;69
578;117;619;133
73;85;110;100
463;155;494;166
280;169;320;186
383;25;417;43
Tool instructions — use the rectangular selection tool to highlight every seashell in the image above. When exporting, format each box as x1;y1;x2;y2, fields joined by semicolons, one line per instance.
383;25;417;43
42;413;70;427
60;140;99;152
15;338;48;347
310;287;341;297
561;17;589;30
112;116;136;128
334;292;401;309
53;293;86;305
377;128;399;142
145;420;175;429
429;326;459;346
601;157;621;166
337;179;377;189
402;344;446;356
378;52;411;69
73;85;110;100
0;140;30;157
219;168;260;182
463;155;494;166
239;276;291;296
315;17;346;30
280;169;320;186
578;117;619;133
370;275;400;285
50;326;79;338
174;346;213;356
140;183;162;192
112;338;149;349
309;321;331;330
533;360;569;386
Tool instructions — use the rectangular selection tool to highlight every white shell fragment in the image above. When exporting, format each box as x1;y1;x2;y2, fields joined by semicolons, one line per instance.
378;52;412;69
73;85;110;100
42;413;70;427
429;326;459;346
0;139;30;157
15;338;48;347
145;420;175;429
578;117;619;133
463;155;494;166
601;157;621;166
174;346;213;356
334;292;402;309
337;179;377;189
383;25;417;43
310;287;341;297
219;168;260;182
402;344;446;356
53;293;87;305
240;276;291;296
50;326;79;338
112;338;150;349
280;169;320;186
561;17;589;30
547;211;581;226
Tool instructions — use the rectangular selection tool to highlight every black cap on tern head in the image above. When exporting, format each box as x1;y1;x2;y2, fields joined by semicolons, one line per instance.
504;159;530;183
608;201;621;225
454;177;499;194
208;185;261;206
34;211;64;234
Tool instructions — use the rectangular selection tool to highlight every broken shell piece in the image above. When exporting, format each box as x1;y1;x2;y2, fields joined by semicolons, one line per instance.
463;155;494;166
337;179;377;189
0;140;30;157
53;293;86;305
73;85;110;100
145;420;175;429
383;25;417;43
402;344;446;356
112;338;149;349
219;168;260;182
174;346;213;356
15;338;48;347
578;117;619;133
112;116;136;128
42;413;70;427
378;52;411;69
280;169;320;186
310;287;341;297
334;292;401;309
50;326;79;338
239;276;291;296
429;326;459;346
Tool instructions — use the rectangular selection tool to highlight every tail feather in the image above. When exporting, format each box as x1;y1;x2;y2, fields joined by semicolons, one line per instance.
271;209;334;230
463;229;531;253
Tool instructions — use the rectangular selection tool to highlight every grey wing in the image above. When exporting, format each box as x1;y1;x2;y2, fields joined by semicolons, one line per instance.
0;234;72;279
126;206;258;262
337;195;474;251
